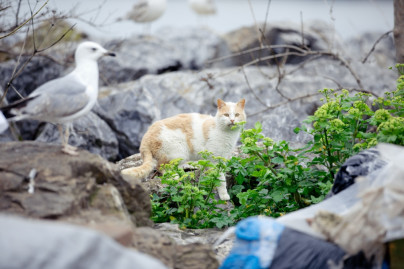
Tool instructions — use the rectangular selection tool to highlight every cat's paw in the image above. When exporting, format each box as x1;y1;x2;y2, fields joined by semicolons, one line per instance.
218;191;230;201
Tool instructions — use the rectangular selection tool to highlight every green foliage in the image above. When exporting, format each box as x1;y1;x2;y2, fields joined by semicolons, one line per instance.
227;122;329;219
151;64;404;229
151;152;232;229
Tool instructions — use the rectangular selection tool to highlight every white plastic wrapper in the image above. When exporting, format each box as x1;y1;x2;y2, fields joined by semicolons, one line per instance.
277;143;404;260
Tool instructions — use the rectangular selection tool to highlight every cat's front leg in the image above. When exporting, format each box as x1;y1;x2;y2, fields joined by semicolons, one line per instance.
218;173;230;201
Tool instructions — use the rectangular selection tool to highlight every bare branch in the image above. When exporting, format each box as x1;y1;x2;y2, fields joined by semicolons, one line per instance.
248;91;323;117
0;0;49;40
15;0;22;28
37;24;76;53
362;30;393;64
248;87;363;117
241;67;269;107
238;49;368;94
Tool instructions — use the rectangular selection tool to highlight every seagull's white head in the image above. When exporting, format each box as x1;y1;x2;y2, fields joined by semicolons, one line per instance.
74;41;115;63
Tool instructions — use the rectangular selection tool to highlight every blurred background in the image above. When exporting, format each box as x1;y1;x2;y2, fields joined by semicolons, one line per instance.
8;0;394;40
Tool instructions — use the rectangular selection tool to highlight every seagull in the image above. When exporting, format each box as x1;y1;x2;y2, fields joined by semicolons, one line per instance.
0;41;115;155
126;0;167;32
189;0;216;16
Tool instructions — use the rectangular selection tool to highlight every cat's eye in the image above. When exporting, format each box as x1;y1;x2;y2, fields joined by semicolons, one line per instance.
235;113;240;117
224;113;229;117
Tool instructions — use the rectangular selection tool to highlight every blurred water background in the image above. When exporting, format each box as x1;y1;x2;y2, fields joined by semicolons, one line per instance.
11;0;394;40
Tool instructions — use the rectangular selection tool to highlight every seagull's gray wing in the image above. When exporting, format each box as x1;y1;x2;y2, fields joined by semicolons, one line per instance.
126;0;149;21
21;75;90;119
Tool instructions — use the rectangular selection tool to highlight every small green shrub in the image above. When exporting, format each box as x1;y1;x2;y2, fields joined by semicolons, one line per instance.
151;152;232;229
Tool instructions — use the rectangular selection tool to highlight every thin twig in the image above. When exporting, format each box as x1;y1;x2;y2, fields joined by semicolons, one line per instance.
0;0;49;40
207;44;316;64
37;24;75;52
15;0;22;28
241;67;268;108
248;92;323;117
240;49;368;93
362;30;393;64
248;87;362;117
247;0;261;47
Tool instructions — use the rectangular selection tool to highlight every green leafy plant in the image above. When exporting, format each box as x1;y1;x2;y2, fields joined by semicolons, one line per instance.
151;151;232;229
227;122;329;220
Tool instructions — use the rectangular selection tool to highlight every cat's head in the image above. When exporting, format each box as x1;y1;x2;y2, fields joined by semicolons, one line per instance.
216;98;246;129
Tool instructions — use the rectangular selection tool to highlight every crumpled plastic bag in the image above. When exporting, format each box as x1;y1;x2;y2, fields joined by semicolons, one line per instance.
309;143;404;261
276;143;404;265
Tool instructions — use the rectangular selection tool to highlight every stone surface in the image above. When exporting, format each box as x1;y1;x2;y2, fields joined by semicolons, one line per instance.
132;225;221;269
35;111;119;161
93;81;159;159
154;222;234;264
0;141;152;227
99;26;232;85
0;56;65;103
222;20;345;66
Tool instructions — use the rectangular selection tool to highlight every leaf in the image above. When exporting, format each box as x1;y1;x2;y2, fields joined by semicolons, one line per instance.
236;174;245;184
271;156;284;164
259;189;269;195
271;190;284;202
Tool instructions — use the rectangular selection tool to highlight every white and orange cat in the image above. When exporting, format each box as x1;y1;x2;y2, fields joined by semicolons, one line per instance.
121;98;246;200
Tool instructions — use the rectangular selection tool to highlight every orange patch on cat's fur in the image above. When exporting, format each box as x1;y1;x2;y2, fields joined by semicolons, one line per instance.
163;114;195;154
203;117;215;140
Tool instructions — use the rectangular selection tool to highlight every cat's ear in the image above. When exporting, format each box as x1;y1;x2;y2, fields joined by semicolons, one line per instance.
237;98;246;109
217;99;226;109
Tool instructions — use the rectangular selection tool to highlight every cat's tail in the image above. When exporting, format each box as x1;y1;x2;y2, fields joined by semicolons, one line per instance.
120;147;157;182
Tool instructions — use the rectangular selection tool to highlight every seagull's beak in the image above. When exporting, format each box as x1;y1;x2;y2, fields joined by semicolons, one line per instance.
104;51;116;57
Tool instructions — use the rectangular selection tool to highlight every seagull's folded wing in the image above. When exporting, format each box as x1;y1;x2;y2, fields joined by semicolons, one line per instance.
22;76;90;119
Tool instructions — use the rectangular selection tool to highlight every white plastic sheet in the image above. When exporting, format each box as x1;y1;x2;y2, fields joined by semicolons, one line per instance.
277;143;404;259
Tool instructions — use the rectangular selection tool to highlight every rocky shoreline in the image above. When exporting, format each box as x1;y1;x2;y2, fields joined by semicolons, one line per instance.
0;22;398;268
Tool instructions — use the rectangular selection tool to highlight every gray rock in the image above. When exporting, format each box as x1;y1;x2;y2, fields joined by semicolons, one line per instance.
345;31;396;66
94;81;159;159
133;224;221;269
35;111;119;161
0;141;152;227
98;27;232;85
156;26;234;69
0;56;64;103
222;20;345;66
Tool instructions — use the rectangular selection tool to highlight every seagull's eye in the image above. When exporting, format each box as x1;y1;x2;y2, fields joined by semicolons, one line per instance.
91;47;97;52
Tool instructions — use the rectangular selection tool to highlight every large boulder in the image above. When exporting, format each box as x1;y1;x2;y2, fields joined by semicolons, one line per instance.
0;56;64;103
35;111;119;161
222;20;345;66
98;26;232;85
0;141;152;227
345;31;396;66
93;82;159;159
132;225;220;269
